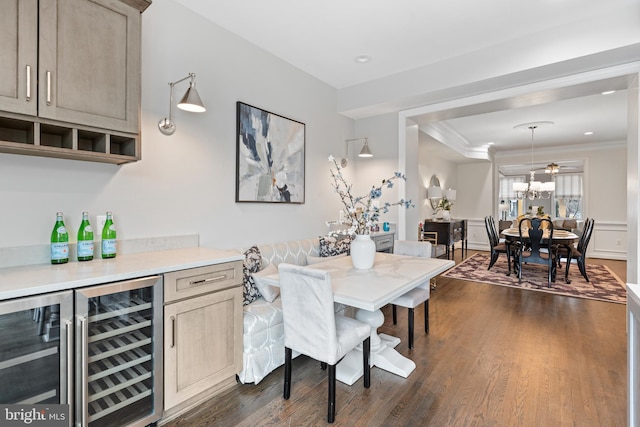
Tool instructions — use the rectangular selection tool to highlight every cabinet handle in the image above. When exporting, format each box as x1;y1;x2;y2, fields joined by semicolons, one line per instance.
170;316;176;348
26;65;31;101
65;320;73;409
46;71;52;105
190;275;226;286
79;316;88;427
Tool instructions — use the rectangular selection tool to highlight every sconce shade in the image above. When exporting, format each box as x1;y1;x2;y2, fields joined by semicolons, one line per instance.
158;72;205;136
358;140;373;157
177;82;206;112
428;186;442;199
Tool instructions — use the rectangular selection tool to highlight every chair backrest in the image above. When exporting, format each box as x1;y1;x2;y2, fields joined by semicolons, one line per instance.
278;263;338;364
577;218;595;254
393;240;432;258
519;217;554;258
484;216;498;247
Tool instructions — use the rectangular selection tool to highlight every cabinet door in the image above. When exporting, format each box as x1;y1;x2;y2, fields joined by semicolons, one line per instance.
39;0;141;133
164;286;243;410
0;291;73;406
0;0;37;116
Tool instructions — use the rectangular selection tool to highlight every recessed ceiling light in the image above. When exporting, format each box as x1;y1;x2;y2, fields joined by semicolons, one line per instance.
355;55;371;63
601;90;616;95
487;142;494;145
584;131;594;135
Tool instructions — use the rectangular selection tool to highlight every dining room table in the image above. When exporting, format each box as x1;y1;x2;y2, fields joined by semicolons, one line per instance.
501;227;579;283
261;252;455;385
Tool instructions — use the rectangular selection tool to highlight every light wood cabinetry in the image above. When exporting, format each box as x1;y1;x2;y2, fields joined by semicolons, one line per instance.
0;0;37;116
163;262;243;417
0;0;150;164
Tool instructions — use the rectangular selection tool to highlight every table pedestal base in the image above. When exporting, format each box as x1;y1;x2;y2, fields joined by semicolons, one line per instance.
336;308;416;385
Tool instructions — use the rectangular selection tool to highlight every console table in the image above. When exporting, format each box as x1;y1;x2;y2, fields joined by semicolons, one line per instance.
421;219;467;260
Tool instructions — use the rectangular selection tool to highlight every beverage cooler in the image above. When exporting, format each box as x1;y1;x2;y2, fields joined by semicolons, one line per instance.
0;291;74;406
75;276;163;427
0;276;163;427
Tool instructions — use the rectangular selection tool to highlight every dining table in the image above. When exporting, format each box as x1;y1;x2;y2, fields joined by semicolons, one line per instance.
501;228;579;283
261;252;455;385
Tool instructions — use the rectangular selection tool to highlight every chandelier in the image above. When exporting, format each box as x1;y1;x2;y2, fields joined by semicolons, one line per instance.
512;122;555;200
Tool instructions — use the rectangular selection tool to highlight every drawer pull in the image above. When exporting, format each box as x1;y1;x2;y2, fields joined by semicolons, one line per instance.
190;275;226;286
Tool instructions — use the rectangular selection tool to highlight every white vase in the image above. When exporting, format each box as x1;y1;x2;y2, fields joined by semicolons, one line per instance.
442;210;451;221
351;234;376;269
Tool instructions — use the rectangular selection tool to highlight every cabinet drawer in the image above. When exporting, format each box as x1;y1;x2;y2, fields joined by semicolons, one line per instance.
164;261;242;303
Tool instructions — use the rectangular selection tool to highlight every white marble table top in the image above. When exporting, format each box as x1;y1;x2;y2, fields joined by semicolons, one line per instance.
0;247;242;300
265;252;454;312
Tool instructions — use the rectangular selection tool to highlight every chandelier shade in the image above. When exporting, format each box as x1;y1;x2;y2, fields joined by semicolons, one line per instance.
512;122;555;200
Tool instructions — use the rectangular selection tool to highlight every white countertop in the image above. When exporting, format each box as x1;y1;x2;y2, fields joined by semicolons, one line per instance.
0;247;243;300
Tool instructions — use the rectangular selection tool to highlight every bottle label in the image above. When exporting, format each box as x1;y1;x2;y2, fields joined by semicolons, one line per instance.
102;239;116;255
51;242;69;260
78;241;94;257
83;225;93;233
108;224;116;232
56;226;67;234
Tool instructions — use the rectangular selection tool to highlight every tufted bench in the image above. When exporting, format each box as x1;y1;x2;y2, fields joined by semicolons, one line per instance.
236;238;322;384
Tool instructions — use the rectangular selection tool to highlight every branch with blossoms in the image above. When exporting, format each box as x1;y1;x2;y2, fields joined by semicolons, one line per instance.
328;155;414;235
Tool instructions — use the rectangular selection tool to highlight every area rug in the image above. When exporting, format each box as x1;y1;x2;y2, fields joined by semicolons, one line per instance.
441;253;626;304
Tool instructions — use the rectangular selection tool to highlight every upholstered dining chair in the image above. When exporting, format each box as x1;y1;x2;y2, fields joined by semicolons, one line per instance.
278;263;371;424
484;216;512;274
389;240;432;350
517;217;557;287
557;218;595;282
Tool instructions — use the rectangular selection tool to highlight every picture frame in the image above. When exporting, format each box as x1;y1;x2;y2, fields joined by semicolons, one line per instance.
236;102;305;203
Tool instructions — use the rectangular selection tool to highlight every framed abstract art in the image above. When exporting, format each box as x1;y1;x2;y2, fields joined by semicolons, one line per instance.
236;102;305;203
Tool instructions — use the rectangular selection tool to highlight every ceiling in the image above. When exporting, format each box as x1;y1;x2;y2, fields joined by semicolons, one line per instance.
175;0;638;160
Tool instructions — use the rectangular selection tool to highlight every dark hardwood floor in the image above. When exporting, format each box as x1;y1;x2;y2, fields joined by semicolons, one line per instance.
164;250;627;427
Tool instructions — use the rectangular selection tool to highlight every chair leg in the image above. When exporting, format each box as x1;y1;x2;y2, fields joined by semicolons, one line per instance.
284;347;292;400
363;337;370;389
488;251;498;270
578;258;589;282
424;299;429;334
392;304;397;324
328;364;336;423
408;307;414;349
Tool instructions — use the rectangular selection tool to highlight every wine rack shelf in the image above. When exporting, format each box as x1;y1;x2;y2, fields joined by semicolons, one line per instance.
0;115;139;165
85;290;155;424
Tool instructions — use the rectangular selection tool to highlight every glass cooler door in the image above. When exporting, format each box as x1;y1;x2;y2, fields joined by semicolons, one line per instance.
75;276;163;427
0;291;74;406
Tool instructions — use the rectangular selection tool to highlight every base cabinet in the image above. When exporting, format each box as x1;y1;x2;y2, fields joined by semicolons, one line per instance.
162;262;243;416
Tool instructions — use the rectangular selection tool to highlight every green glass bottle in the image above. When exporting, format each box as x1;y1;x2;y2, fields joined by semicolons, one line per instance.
101;211;117;259
51;212;69;264
77;212;94;261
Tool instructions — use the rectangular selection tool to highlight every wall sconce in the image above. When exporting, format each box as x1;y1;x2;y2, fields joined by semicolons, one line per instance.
158;72;206;135
340;137;373;167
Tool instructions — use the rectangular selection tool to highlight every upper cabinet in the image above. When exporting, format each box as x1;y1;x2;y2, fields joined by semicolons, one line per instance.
0;0;151;164
39;0;141;133
0;0;38;116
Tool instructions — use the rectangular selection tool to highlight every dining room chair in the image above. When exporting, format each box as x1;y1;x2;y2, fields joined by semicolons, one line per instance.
517;217;557;287
278;263;371;424
484;216;512;274
558;218;595;282
389;240;432;350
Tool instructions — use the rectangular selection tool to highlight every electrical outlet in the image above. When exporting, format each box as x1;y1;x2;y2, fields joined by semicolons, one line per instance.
96;215;106;234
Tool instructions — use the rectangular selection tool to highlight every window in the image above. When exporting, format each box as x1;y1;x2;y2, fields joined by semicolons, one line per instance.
554;174;583;219
499;176;524;219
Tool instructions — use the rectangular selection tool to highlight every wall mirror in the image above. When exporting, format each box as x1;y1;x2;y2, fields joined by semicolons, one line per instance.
428;174;442;210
